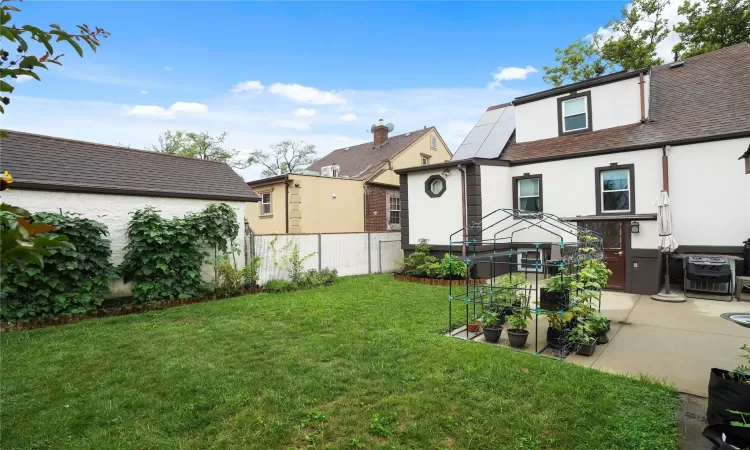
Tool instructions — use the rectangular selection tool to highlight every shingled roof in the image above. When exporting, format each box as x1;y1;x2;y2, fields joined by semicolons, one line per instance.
499;44;750;163
307;127;433;180
0;130;260;201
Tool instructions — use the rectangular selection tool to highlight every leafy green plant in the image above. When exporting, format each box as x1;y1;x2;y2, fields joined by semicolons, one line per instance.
546;272;574;293
301;268;338;287
120;204;239;303
216;257;244;298
481;309;505;329
270;237;314;283
369;413;397;437
495;273;530;307
584;310;608;334
241;255;262;287
436;253;467;279
508;308;532;331
544;310;575;330
263;279;298;293
728;344;750;384
0;211;116;320
396;238;439;277
568;322;595;345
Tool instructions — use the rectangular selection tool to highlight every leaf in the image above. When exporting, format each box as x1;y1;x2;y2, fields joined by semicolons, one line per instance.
0;203;30;216
0;26;15;42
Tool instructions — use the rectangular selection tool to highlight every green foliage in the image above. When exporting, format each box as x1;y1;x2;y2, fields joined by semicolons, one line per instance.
437;253;467;279
0;211;116;320
247;140;318;177
241;255;262;286
568;322;595;344
585;310;609;333
152;130;248;169
495;273;530;306
120;204;238;303
673;0;750;59
0;0;109;118
545;271;575;293
481;309;505;329
0;203;75;274
543;0;669;86
369;413;397;437
508;308;532;331
216;258;244;298
728;344;750;384
300;268;338;288
263;279;298;293
544;310;575;330
270;236;314;284
397;238;439;277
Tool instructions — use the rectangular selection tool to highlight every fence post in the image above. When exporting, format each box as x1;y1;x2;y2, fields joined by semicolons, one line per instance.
318;233;322;270
367;233;372;274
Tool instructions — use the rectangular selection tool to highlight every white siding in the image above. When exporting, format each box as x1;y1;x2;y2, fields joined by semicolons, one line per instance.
2;189;246;297
515;75;648;143
668;137;750;246
407;167;464;245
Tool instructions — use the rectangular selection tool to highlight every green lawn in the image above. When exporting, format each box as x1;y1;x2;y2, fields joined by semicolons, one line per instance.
1;274;678;449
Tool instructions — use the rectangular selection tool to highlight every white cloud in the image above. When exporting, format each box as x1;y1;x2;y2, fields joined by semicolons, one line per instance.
14;75;34;83
164;66;173;71
268;83;347;105
140;89;148;94
125;101;208;118
339;113;357;121
294;107;317;117
277;120;311;130
488;66;538;88
231;80;265;93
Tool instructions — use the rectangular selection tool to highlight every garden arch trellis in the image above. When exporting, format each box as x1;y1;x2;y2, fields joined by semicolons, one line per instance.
446;208;605;358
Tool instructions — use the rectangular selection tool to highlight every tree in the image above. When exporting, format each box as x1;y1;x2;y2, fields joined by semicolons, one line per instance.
0;0;109;121
152;130;248;169
247;140;318;178
672;0;750;59
543;0;669;86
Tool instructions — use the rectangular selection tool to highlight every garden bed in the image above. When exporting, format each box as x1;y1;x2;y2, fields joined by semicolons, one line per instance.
393;273;488;285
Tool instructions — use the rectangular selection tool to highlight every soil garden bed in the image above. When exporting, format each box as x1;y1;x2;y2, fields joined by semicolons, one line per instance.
394;273;488;286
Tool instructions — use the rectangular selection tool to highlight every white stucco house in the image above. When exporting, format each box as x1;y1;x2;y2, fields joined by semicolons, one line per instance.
0;131;260;296
396;43;750;295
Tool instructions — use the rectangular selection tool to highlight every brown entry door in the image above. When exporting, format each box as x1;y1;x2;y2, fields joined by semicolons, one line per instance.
581;221;626;290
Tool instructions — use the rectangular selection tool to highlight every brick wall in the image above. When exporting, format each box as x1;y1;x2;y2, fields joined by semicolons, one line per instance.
365;184;399;232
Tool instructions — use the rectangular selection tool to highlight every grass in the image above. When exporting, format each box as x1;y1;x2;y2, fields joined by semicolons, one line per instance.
1;274;679;449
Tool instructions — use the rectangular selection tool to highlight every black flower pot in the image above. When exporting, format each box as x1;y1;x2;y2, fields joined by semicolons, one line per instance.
483;326;502;343
707;368;750;425
507;329;529;348
546;327;566;349
575;339;597;356
539;288;569;312
597;333;609;344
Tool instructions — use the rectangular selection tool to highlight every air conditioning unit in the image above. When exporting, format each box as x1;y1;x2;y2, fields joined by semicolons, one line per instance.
684;256;733;301
320;166;332;177
517;249;544;273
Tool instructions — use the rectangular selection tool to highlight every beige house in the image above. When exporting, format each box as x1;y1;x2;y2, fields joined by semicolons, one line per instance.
246;121;452;234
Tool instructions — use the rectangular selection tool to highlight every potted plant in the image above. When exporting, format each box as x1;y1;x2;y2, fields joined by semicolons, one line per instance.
585;311;611;344
707;344;750;425
507;308;532;348
540;272;573;311
568;323;597;356
467;316;482;333
544;310;574;349
481;310;504;343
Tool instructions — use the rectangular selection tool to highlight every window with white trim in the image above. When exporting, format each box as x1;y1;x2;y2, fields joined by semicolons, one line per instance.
388;195;400;226
430;136;437;149
517;178;540;212
261;192;272;216
600;169;630;212
332;165;340;178
421;155;430;165
562;97;588;132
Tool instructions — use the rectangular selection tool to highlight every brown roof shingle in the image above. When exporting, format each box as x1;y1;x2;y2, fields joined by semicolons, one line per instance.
0;130;260;201
307;127;432;180
501;43;750;163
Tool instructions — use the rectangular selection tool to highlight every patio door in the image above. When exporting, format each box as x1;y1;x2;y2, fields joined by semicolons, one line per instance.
580;221;626;290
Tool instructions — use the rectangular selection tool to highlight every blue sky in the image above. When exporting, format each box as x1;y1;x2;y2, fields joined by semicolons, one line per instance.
6;1;640;180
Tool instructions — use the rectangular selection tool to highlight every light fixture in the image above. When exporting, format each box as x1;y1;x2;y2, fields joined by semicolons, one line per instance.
631;221;640;233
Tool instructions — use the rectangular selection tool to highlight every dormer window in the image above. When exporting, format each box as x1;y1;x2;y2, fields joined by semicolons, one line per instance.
557;91;592;135
332;166;340;178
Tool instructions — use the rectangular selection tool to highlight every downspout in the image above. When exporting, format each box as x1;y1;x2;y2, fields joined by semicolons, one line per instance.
363;183;368;232
457;164;467;258
639;72;646;122
662;145;671;293
285;179;290;234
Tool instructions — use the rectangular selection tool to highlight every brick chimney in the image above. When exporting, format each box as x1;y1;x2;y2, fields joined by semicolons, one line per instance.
372;119;393;146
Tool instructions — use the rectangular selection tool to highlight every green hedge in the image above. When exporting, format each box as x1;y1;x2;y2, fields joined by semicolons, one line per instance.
0;212;117;321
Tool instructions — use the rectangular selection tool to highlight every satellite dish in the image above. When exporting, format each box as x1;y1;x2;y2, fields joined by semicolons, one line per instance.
386;123;394;132
370;124;377;133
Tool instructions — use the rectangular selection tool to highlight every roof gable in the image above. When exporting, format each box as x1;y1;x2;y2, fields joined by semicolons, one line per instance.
0;130;260;201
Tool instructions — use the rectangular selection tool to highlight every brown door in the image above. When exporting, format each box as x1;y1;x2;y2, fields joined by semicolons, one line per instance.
580;221;626;290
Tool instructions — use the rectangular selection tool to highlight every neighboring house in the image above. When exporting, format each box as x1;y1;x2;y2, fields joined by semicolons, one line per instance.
0;130;260;296
245;120;452;234
396;43;750;295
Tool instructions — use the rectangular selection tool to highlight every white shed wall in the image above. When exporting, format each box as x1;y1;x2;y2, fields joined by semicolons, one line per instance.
2;189;246;297
407;167;464;245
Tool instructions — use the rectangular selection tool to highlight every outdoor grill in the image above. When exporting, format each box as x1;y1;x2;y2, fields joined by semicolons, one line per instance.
684;256;733;300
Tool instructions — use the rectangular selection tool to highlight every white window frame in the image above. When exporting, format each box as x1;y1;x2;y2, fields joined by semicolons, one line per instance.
260;192;272;216
517;178;540;213
517;249;544;273
600;169;631;213
562;97;588;133
332;166;340;178
387;193;401;230
421;155;430;166
430;136;437;149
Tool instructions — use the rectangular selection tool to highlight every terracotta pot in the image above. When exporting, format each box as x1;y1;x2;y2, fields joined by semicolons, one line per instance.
467;323;481;333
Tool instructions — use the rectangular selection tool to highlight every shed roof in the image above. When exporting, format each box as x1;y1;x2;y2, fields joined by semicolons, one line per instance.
0;130;260;201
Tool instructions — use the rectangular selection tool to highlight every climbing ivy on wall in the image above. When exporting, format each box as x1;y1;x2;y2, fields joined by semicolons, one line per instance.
120;203;239;303
0;212;118;321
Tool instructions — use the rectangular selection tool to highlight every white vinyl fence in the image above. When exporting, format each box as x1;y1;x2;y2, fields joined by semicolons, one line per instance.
247;232;402;283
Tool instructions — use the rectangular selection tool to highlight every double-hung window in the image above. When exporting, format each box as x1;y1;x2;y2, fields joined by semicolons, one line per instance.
421;155;430;165
513;175;542;215
261;192;272;216
562;96;588;132
600;169;630;213
388;195;400;226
